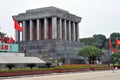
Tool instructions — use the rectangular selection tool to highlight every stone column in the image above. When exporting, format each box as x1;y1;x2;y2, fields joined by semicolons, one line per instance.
18;31;20;42
22;21;26;41
52;17;57;39
44;18;48;39
37;19;41;40
64;19;67;40
58;18;62;39
68;21;71;40
76;23;79;41
15;30;18;42
30;20;33;40
60;19;62;39
73;22;75;41
57;19;60;39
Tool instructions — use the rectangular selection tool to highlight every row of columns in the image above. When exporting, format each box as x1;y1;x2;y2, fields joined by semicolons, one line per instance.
15;17;79;42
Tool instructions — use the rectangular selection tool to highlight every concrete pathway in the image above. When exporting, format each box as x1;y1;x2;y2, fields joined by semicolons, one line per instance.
1;70;120;80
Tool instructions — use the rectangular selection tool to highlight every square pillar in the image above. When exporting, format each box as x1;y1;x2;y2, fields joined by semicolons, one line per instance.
44;18;48;39
59;18;62;39
30;20;33;40
76;23;79;41
68;21;71;40
15;30;19;42
52;17;57;39
57;18;62;39
64;19;67;40
37;19;41;40
22;21;26;41
73;22;75;41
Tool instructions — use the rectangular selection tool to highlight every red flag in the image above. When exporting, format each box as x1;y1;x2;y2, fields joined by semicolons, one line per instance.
14;18;23;32
5;37;9;43
111;48;116;53
9;37;15;44
116;37;120;46
108;38;113;50
1;37;4;43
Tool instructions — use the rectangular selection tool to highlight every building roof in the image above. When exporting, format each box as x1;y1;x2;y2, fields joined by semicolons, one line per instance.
26;6;69;14
13;6;82;22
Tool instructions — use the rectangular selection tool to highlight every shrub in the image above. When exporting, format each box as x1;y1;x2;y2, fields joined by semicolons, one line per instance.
59;57;65;64
5;64;15;70
54;64;110;69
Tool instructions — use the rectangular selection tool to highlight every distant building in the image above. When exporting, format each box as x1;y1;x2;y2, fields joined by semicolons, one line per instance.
0;32;46;69
13;7;85;64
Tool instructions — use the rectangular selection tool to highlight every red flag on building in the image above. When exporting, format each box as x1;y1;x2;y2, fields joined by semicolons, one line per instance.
5;37;9;43
9;37;15;44
1;36;4;43
116;37;120;46
14;18;23;32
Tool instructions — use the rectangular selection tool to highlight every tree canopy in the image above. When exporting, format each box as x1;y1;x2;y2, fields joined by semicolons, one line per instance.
78;46;104;64
80;33;120;50
111;52;120;64
80;34;108;49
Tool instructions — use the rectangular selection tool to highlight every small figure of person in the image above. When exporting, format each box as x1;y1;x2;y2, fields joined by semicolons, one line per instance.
112;65;115;73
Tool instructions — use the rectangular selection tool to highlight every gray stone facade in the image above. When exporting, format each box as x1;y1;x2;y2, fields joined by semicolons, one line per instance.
18;39;85;64
14;7;84;64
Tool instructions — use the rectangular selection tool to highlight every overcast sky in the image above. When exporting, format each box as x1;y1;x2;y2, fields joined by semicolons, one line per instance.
0;0;120;39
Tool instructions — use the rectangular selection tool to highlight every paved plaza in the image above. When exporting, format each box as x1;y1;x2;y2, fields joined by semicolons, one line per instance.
1;70;120;80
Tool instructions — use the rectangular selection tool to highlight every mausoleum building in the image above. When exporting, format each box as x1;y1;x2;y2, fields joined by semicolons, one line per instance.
13;7;85;64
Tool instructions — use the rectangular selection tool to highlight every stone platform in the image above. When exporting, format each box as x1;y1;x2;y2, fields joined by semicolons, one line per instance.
18;39;85;64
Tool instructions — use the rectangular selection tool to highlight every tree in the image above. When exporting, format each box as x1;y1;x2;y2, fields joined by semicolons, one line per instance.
111;52;120;64
26;63;36;69
80;34;108;49
6;64;15;70
80;37;96;46
78;46;104;64
93;34;107;49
